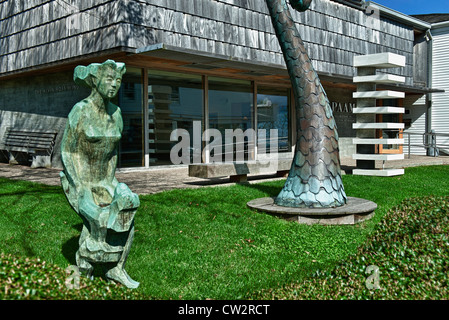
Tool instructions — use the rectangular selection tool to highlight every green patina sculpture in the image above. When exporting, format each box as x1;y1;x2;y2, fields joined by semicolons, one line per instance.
266;0;347;208
60;60;140;289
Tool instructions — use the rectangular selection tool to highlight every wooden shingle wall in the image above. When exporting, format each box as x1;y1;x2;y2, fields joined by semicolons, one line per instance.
0;0;415;85
0;0;124;73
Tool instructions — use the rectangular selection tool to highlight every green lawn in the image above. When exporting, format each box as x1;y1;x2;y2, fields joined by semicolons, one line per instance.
0;165;448;299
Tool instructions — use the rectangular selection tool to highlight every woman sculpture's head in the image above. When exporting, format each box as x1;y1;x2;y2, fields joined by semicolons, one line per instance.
74;60;126;99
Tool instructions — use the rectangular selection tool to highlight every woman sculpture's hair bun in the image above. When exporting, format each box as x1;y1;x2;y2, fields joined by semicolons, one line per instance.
74;60;126;88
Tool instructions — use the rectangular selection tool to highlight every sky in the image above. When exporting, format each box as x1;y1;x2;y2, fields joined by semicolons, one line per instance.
372;0;449;15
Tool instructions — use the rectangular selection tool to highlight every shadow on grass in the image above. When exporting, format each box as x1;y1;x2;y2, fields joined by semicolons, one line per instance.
0;183;63;198
62;236;79;266
239;181;283;198
61;223;82;265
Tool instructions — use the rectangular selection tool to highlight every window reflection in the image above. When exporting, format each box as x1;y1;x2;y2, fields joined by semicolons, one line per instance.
119;68;292;167
148;70;203;166
208;77;253;162
118;67;143;168
257;86;290;153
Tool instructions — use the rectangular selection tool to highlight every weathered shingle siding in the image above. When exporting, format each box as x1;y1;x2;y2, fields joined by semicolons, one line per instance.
1;0;415;84
121;0;415;82
0;0;125;73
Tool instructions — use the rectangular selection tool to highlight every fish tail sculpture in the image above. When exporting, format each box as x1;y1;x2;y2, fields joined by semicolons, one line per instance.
265;0;347;208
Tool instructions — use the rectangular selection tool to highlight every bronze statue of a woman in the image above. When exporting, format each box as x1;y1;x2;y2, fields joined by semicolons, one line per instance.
60;60;140;289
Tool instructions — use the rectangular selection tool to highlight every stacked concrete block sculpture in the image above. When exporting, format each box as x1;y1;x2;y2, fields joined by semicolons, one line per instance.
352;52;406;176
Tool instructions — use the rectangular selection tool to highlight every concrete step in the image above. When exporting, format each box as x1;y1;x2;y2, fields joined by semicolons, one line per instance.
353;74;405;84
353;138;404;145
353;122;404;129
352;153;404;161
353;107;405;114
353;90;405;99
354;52;406;69
353;168;405;176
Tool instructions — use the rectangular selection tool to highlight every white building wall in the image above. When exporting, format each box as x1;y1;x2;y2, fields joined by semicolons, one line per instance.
431;26;449;154
404;94;427;155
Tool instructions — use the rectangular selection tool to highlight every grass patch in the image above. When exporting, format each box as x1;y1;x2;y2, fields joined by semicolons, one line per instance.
0;165;448;299
0;252;144;300
253;195;449;299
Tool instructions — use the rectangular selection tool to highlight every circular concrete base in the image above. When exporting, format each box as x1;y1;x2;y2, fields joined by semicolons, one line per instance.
247;197;377;225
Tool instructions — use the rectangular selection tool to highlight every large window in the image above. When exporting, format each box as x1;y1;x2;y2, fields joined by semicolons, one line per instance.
118;67;144;168
119;67;292;167
147;70;203;166
257;86;290;153
208;77;253;162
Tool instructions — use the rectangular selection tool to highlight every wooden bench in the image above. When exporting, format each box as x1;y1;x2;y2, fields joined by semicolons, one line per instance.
188;159;292;183
1;128;58;168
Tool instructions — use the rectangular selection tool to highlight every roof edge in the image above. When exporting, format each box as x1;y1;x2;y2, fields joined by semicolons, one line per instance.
365;1;432;30
431;20;449;29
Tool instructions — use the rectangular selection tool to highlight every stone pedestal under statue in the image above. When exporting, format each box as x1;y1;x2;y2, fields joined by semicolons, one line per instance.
247;197;377;225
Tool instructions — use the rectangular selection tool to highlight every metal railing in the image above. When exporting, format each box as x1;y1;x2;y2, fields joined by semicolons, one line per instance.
404;131;449;158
